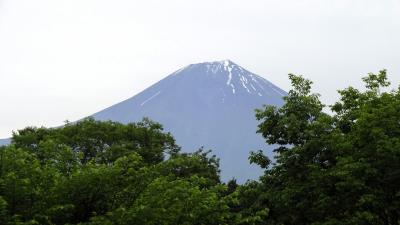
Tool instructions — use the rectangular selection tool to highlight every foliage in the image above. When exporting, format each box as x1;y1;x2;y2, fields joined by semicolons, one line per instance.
0;119;233;224
251;70;400;224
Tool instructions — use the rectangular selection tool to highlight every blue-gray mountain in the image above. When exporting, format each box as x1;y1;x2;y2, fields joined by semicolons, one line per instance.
0;138;10;146
93;60;286;182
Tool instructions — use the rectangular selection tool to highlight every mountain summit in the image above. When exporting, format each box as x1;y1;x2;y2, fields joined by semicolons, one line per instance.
93;60;286;182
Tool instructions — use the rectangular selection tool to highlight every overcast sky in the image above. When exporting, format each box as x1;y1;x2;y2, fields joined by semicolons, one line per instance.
0;0;399;138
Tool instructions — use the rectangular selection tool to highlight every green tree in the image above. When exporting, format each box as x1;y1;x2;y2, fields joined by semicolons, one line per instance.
1;118;232;225
0;146;59;224
0;196;8;224
251;70;400;224
12;118;179;165
157;148;221;185
87;176;230;225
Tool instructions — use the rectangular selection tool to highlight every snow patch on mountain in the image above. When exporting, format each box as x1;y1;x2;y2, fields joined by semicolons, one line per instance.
141;91;162;106
197;59;284;98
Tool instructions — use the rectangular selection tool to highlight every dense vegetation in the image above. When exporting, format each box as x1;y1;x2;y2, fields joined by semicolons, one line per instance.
0;71;399;224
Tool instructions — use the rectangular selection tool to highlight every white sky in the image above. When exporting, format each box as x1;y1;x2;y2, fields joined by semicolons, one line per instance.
1;0;400;138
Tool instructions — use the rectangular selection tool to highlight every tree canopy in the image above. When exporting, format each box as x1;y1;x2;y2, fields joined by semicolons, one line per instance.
250;70;400;225
0;119;233;225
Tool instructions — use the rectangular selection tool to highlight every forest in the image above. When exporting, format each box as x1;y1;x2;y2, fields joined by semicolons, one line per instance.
0;71;399;225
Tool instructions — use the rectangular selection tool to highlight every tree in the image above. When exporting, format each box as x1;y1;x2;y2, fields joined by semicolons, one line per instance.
12;118;179;166
251;70;400;224
113;176;230;225
1;118;233;225
157;148;221;185
0;146;60;224
0;196;8;224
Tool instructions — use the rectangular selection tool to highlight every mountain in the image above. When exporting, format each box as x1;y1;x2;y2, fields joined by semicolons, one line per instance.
0;138;11;146
92;60;286;182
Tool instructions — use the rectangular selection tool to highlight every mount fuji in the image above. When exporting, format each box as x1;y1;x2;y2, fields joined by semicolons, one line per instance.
92;60;286;182
0;139;10;146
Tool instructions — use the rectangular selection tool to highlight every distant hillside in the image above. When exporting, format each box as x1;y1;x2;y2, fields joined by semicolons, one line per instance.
0;138;11;146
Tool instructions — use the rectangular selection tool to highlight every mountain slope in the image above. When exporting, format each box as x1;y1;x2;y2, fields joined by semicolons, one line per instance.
0;138;10;146
92;60;286;182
